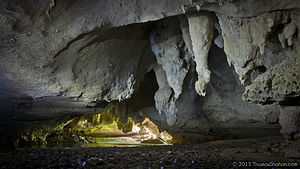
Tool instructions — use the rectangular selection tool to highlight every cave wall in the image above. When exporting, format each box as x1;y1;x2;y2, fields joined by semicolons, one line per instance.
1;0;300;152
1;0;300;100
53;23;156;102
218;11;300;104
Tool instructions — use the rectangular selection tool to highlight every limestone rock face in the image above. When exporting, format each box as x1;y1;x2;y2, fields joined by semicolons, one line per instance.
218;11;289;84
279;107;300;140
188;12;214;96
153;65;178;126
1;0;300;149
218;11;300;104
150;17;190;100
1;0;300;102
149;16;193;126
53;24;156;102
279;106;300;158
1;0;300;104
0;0;187;101
243;62;300;104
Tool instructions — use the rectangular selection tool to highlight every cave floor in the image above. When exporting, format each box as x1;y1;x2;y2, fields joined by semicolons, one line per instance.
1;136;299;169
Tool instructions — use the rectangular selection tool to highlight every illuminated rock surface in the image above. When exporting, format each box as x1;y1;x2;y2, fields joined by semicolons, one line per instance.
0;0;300;166
188;12;214;96
15;103;173;147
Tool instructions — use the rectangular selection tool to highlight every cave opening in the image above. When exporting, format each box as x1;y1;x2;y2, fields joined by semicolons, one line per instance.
0;13;286;148
1;1;300;167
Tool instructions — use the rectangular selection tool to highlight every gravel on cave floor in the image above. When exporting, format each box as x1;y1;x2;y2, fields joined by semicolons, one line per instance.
0;136;299;169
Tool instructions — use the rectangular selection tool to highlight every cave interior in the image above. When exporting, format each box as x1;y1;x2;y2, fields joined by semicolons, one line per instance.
0;0;300;168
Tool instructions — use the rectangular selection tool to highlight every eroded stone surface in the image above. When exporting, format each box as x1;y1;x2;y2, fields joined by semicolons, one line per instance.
218;10;300;104
53;25;156;102
1;0;300;105
243;61;300;103
1;0;300;153
279;106;300;140
1;0;300;103
153;65;178;126
188;12;214;96
150;17;190;100
218;11;289;84
279;106;300;158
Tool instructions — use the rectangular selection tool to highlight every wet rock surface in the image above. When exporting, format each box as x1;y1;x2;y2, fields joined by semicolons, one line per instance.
1;136;299;169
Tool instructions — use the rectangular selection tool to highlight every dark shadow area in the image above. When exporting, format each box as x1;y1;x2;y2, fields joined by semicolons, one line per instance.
279;95;300;106
127;69;158;112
